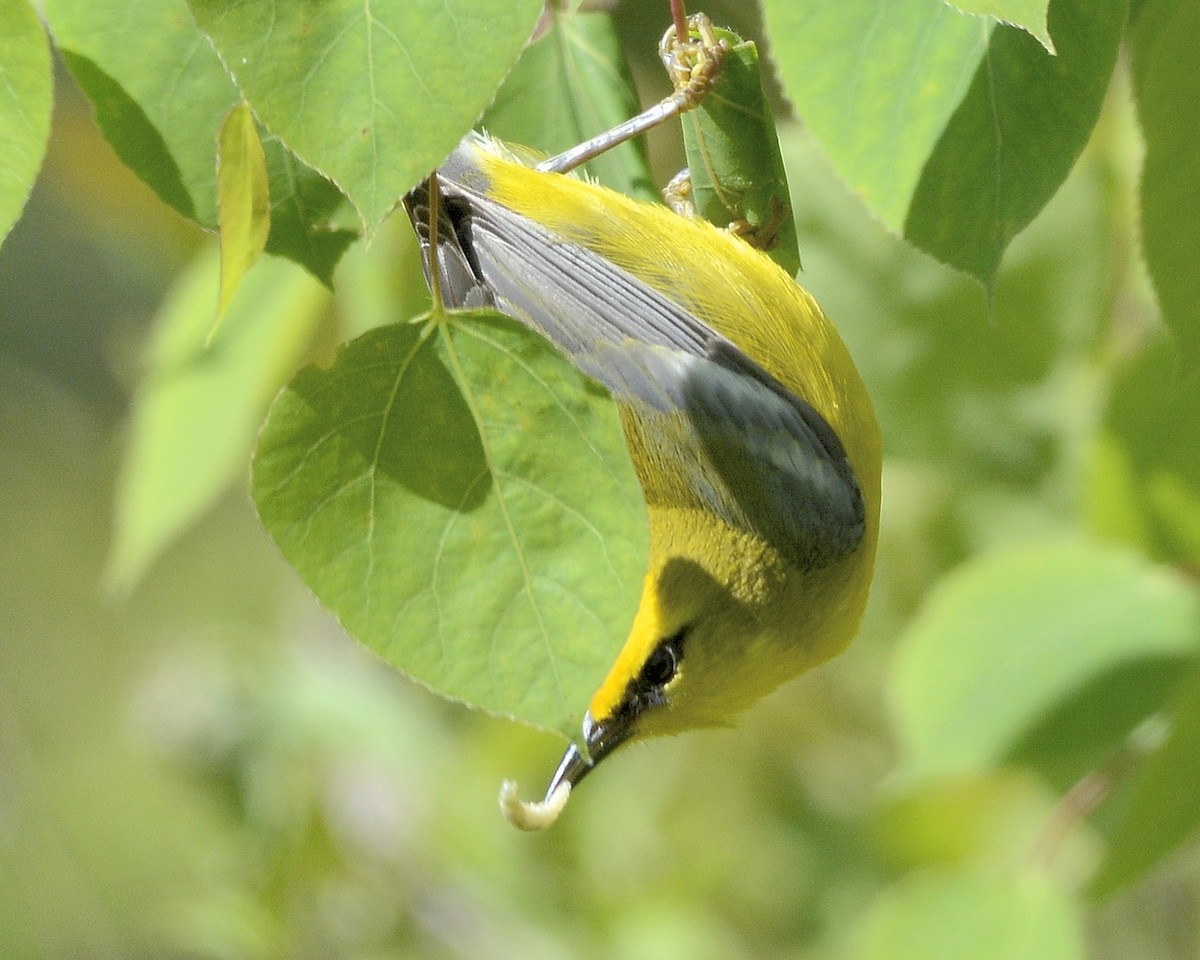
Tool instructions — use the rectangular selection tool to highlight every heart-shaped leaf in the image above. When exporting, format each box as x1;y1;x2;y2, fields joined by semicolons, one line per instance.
190;0;543;232
252;312;647;739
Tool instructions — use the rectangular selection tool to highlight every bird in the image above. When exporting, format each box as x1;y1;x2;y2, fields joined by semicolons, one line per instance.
404;132;881;828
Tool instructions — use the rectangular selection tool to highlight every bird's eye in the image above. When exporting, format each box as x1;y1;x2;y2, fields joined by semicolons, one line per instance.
641;646;676;687
640;629;687;689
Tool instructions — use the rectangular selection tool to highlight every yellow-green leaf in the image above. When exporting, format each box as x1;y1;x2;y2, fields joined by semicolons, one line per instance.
0;0;52;247
214;102;271;334
107;247;329;593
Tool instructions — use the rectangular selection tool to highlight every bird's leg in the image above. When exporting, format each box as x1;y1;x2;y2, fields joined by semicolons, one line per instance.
536;13;730;176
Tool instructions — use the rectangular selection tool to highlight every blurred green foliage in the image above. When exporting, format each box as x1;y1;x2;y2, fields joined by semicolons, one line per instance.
2;1;1199;958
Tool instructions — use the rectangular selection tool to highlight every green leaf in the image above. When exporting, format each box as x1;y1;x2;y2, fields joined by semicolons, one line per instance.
482;8;656;201
46;0;356;284
106;248;329;593
1004;656;1190;791
46;0;236;225
679;25;800;277
944;0;1055;53
853;871;1085;960
762;0;989;233
1130;0;1200;367
1087;338;1200;566
1146;471;1200;564
892;541;1200;783
904;0;1125;287
252;313;648;740
763;0;1124;288
260;135;359;290
215;102;271;331
1083;435;1157;556
1092;662;1200;898
331;215;430;342
0;0;52;248
190;0;543;232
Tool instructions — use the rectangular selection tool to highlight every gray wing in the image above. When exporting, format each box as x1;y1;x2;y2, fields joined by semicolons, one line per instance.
403;168;865;570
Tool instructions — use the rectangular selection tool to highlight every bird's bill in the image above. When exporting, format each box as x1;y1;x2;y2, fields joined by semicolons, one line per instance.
542;710;635;801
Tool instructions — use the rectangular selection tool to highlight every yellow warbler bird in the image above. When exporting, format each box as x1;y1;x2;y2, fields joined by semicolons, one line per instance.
405;133;881;828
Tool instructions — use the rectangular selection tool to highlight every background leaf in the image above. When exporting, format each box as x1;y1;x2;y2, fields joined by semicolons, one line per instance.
252;313;647;740
763;0;1124;288
45;0;356;284
762;0;989;233
891;541;1200;783
0;0;52;248
1129;0;1200;367
190;0;543;232
852;871;1086;960
482;7;656;201
106;248;329;593
1092;663;1200;898
1086;339;1200;567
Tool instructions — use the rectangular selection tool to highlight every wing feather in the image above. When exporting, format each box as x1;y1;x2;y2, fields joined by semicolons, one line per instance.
403;146;865;570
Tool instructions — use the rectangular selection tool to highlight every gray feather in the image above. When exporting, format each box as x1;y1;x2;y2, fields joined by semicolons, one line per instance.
403;150;865;569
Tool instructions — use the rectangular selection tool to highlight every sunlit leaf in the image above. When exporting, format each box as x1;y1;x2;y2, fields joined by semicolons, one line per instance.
252;312;647;740
0;0;52;248
903;0;1124;287
944;0;1054;52
762;0;988;232
45;0;356;283
190;0;543;232
762;0;1124;288
215;102;271;331
46;0;235;223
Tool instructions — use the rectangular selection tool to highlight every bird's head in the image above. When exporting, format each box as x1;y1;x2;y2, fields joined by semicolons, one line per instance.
539;509;870;802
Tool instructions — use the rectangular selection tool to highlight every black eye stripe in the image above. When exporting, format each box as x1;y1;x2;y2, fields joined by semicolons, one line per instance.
612;627;692;723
